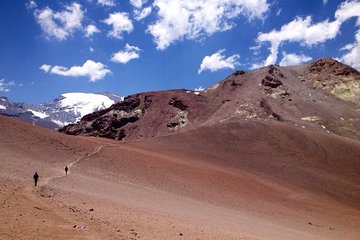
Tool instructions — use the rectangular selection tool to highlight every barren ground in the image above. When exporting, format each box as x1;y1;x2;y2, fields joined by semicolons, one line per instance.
1;116;360;240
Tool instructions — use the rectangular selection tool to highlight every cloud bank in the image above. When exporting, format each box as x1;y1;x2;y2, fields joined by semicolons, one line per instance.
148;0;269;50
254;0;360;69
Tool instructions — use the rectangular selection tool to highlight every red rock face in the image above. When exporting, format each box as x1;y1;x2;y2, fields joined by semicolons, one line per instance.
60;90;210;140
60;58;360;142
307;57;360;78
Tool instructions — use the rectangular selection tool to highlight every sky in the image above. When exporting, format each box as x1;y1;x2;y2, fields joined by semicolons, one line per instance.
0;0;359;103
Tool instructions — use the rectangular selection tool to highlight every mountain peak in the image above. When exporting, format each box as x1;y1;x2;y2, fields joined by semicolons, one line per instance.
306;58;360;77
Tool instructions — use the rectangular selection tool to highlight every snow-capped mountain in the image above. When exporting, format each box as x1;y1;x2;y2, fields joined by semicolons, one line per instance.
0;93;123;129
38;92;123;127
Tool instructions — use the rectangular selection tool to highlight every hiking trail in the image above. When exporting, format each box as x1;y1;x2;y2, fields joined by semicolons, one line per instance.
42;145;105;186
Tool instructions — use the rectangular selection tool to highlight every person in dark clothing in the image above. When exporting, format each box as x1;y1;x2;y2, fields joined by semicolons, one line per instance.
65;166;68;175
33;172;39;186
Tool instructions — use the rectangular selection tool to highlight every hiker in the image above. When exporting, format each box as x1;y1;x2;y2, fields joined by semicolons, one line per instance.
65;166;68;175
33;172;39;186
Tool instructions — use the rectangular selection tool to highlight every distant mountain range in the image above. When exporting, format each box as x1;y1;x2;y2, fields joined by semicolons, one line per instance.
0;92;123;129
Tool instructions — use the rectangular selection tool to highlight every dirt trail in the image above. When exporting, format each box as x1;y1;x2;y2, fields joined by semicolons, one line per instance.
40;145;105;186
2;145;117;240
0;178;103;240
68;145;104;169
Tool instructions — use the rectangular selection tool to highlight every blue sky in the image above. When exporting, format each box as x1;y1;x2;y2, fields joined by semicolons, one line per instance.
0;0;359;103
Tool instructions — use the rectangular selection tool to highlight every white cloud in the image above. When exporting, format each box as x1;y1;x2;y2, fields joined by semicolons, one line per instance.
103;12;134;39
276;8;282;16
97;0;116;7
41;60;111;82
250;62;264;70
195;86;205;91
26;0;37;10
89;47;95;53
322;0;328;5
134;6;152;21
130;0;151;21
7;81;15;86
40;64;52;72
34;2;84;41
255;0;360;68
0;79;15;92
341;30;360;70
279;52;312;66
337;1;360;70
198;49;240;74
257;16;341;66
335;0;360;24
111;44;141;64
130;0;147;8
148;0;269;50
85;24;100;38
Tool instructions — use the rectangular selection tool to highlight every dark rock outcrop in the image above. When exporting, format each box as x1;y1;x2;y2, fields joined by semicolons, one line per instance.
232;70;246;76
262;75;283;88
169;98;188;111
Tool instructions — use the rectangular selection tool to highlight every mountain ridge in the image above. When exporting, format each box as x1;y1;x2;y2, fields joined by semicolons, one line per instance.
61;58;360;142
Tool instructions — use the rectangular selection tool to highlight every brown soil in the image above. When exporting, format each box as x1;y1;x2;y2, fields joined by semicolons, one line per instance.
1;116;360;239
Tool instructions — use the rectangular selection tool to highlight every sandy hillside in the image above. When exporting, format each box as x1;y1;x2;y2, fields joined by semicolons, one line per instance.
1;115;360;239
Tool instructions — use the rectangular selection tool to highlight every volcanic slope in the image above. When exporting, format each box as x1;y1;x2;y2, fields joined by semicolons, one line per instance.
2;112;360;239
61;58;360;141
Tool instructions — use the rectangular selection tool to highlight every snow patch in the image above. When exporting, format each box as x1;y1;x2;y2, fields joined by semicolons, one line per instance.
0;105;6;110
194;86;205;92
28;109;49;119
114;95;124;102
52;119;72;127
186;90;202;96
58;93;114;117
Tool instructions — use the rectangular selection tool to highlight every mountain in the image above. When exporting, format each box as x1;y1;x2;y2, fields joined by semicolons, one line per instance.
2;58;360;239
61;58;360;142
1;96;360;239
0;92;123;129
